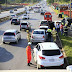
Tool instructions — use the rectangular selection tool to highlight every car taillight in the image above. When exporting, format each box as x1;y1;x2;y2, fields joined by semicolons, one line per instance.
39;55;45;59
31;36;33;38
27;25;28;27
14;33;15;36
20;25;21;27
43;36;44;38
59;55;64;58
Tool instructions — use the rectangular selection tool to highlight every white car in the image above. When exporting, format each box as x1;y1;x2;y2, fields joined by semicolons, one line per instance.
32;42;64;69
10;14;17;20
26;10;30;14
22;14;29;19
54;21;61;28
39;26;48;32
2;29;21;44
31;29;47;43
20;21;31;31
10;10;14;13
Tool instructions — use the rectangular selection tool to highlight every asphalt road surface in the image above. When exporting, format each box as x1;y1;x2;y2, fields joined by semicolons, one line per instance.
0;5;62;70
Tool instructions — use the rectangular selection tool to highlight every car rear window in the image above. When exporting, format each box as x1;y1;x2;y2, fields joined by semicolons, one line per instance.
33;31;44;34
12;19;17;21
4;32;15;36
21;23;27;25
40;28;48;30
42;50;61;56
11;15;15;16
41;21;48;24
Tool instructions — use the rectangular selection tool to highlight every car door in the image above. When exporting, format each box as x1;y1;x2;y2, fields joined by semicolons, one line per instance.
34;44;41;62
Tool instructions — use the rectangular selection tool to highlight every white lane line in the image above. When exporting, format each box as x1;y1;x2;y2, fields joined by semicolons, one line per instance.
0;43;3;45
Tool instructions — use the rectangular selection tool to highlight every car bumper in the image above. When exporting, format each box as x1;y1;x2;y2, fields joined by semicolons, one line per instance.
11;22;19;24
31;38;45;42
2;39;16;42
37;60;64;67
20;27;29;29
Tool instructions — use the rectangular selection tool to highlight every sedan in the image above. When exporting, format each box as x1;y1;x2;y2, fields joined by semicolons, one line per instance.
31;29;47;43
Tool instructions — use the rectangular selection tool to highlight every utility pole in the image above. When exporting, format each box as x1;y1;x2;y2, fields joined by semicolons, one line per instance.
70;0;71;18
58;0;59;13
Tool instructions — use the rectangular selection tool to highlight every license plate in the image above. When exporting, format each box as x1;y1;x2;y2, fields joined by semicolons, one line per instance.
49;59;54;62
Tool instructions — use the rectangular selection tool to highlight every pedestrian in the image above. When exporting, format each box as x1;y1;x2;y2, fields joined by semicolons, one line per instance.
60;22;64;35
52;27;57;42
26;42;32;66
47;27;52;42
57;23;60;32
26;30;31;42
63;23;68;36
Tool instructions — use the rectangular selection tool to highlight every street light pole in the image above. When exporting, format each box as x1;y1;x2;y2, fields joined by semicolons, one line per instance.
70;0;71;18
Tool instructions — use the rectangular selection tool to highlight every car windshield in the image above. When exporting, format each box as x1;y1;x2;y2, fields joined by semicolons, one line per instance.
12;19;17;21
21;23;27;25
33;31;44;34
4;32;15;36
41;21;48;24
42;50;61;56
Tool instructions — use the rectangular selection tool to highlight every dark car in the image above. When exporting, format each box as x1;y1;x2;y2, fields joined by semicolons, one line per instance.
11;18;20;25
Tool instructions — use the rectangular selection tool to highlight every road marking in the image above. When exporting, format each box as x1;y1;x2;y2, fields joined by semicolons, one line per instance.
0;43;3;45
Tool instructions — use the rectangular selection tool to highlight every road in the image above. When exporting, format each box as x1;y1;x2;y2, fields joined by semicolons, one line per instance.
0;5;62;70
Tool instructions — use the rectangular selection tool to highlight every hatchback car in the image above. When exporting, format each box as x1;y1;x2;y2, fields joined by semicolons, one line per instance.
22;14;29;19
20;21;31;31
14;8;17;11
32;42;64;69
10;14;17;20
31;29;47;43
2;29;21;44
10;10;14;13
40;20;48;26
11;18;20;25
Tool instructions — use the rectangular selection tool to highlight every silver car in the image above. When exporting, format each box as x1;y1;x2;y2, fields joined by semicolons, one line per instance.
2;29;21;44
20;21;31;31
31;29;47;43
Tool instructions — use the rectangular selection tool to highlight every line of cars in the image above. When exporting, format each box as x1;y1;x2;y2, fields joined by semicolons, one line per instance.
30;10;64;69
2;7;31;44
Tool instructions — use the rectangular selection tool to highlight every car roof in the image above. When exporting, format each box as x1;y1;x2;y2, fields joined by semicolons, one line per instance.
20;20;28;23
39;26;48;28
5;29;17;33
34;29;45;31
54;21;61;23
39;42;59;50
12;18;18;19
41;20;47;21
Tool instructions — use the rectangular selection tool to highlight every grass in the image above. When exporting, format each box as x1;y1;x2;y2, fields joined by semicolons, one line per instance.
59;32;72;65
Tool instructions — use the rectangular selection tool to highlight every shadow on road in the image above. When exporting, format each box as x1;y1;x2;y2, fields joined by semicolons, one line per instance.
9;39;28;48
0;47;14;62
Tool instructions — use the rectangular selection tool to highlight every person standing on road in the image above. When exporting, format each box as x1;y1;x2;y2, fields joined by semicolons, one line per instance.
26;30;31;42
52;27;57;42
47;27;52;42
60;22;64;35
26;42;32;66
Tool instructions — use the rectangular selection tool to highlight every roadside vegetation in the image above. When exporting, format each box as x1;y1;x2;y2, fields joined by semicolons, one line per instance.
59;32;72;65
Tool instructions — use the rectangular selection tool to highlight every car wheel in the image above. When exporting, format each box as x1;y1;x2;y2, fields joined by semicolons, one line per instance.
3;42;5;44
28;18;29;19
11;23;12;24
